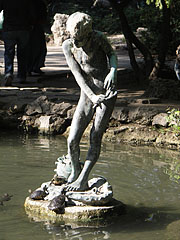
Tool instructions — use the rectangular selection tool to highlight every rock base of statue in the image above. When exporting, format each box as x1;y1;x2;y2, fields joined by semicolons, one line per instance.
24;177;126;224
24;196;125;224
24;156;126;224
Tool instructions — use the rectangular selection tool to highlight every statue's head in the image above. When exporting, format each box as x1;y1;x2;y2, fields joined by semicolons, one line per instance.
66;12;92;47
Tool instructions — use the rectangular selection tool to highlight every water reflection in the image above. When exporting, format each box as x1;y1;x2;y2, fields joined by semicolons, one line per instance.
1;132;180;239
28;204;180;240
45;223;112;240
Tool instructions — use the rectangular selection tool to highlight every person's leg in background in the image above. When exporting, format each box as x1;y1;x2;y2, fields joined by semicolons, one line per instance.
16;30;30;83
2;31;16;86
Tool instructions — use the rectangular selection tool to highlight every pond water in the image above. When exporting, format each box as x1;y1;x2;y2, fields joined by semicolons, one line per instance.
1;131;180;240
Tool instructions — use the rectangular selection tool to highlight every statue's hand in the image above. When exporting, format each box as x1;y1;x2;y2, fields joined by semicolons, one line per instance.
92;94;106;108
105;89;117;100
92;91;117;108
104;70;117;90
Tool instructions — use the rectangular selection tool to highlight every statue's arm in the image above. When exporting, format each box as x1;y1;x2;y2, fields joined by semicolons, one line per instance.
98;32;118;90
62;39;106;105
104;53;118;90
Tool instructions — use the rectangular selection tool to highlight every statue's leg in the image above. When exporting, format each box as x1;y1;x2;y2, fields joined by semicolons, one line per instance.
66;96;116;191
67;92;94;184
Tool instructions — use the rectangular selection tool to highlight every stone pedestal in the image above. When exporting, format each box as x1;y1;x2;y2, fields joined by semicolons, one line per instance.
24;197;125;224
24;157;126;225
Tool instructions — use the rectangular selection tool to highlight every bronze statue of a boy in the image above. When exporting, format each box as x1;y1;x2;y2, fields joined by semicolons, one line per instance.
62;12;117;191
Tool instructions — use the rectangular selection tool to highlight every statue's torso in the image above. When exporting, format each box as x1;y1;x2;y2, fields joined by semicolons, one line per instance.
71;31;110;84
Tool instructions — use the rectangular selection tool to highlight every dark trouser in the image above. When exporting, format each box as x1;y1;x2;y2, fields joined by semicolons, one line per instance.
3;30;30;78
27;25;47;72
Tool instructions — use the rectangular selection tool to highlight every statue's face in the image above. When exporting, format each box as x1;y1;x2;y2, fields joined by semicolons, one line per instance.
72;31;89;48
69;23;92;48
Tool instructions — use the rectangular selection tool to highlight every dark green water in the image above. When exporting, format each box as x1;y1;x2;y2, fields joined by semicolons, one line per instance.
1;132;180;240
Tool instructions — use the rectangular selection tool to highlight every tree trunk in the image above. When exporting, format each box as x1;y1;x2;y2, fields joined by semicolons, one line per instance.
126;37;145;83
149;0;171;79
109;0;154;82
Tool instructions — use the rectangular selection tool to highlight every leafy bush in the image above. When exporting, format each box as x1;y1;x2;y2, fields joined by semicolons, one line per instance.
125;2;180;55
166;108;180;132
47;0;121;33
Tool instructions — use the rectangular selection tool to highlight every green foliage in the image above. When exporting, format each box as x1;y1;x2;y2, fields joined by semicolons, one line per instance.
124;6;145;31
146;0;172;9
166;108;180;126
47;0;121;34
143;1;180;54
91;10;121;33
166;108;180;133
125;1;180;55
170;0;180;53
47;0;180;55
125;4;161;52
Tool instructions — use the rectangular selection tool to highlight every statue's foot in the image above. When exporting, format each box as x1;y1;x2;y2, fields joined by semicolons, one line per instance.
66;179;89;192
67;167;81;183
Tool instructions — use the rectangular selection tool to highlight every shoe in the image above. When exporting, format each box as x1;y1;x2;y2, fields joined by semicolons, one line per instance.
31;69;45;76
1;73;13;86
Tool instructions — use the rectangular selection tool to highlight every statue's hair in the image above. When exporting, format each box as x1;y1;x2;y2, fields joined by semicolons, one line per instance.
66;12;92;35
